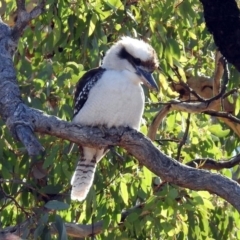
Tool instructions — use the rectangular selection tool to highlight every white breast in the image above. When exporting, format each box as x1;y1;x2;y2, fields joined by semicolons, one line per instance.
73;70;145;130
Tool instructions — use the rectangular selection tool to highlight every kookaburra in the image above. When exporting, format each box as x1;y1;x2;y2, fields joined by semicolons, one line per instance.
71;36;159;201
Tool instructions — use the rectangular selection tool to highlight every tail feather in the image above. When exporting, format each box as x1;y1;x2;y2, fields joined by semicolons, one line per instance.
71;159;96;201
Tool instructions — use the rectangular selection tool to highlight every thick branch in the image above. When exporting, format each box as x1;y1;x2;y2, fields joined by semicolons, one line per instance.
4;105;240;211
0;219;30;240
0;6;44;157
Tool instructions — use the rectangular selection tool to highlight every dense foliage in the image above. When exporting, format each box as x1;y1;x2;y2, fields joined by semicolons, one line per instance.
1;0;240;239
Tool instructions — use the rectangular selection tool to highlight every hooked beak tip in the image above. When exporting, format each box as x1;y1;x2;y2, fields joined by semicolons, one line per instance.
136;67;159;91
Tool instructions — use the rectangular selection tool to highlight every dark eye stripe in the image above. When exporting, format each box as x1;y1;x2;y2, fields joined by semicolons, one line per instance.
118;47;141;67
133;57;141;66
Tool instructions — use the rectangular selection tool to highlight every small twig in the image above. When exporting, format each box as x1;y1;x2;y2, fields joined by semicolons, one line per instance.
206;57;229;104
203;110;240;124
169;100;240;124
1;189;31;218
171;59;229;106
170;69;206;102
145;101;170;105
155;138;180;143
96;158;122;197
187;153;240;170
12;0;46;41
148;96;240;143
223;88;239;99
174;0;184;8
153;180;168;193
0;178;50;199
176;113;191;161
109;147;125;161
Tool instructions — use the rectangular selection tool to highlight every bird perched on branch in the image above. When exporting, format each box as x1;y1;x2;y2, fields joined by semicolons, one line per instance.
71;36;159;201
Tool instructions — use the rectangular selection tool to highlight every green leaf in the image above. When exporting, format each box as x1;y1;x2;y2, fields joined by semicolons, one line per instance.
235;97;240;115
165;43;173;67
168;39;181;61
143;166;152;191
54;215;68;240
88;14;98;37
42;185;62;194
65;62;82;75
127;212;139;223
202;198;214;210
192;136;199;145
39;213;49;225
208;124;230;138
41;226;51;240
104;0;123;10
34;224;44;239
182;221;188;236
166;112;176;131
33;78;45;88
44;200;69;211
120;181;129;205
177;66;187;82
168;188;178;200
53;16;62;46
43;146;59;169
188;31;197;40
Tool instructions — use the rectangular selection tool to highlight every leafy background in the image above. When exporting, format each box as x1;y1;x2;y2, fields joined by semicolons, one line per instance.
0;0;240;239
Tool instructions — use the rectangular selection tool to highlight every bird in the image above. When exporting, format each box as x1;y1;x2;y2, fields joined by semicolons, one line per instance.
71;36;159;201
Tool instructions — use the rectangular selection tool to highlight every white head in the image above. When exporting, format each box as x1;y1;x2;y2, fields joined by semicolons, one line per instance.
101;36;159;90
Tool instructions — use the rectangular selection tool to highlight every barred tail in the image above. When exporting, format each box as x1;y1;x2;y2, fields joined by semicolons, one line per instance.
71;159;96;201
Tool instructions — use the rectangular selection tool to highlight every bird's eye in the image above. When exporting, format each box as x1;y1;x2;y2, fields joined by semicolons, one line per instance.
134;58;141;65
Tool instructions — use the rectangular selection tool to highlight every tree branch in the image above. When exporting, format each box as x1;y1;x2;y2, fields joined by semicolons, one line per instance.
171;57;229;105
147;104;171;140
5;105;240;211
12;0;45;41
0;75;239;212
171;67;206;102
0;203;146;238
187;153;240;170
148;49;240;140
176;113;191;161
202;110;240;123
0;4;45;157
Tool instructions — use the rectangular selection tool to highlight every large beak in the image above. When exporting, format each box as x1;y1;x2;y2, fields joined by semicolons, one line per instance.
136;66;159;91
